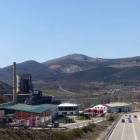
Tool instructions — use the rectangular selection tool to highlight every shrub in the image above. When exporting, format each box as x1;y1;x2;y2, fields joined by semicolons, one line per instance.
53;131;72;140
82;126;88;133
107;115;114;121
53;131;64;140
71;128;83;137
79;115;85;120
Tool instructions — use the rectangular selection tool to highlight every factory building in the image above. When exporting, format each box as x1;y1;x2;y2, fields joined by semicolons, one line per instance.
16;74;33;94
0;104;58;119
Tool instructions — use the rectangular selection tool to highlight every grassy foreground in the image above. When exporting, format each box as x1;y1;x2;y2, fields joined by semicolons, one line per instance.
0;114;119;140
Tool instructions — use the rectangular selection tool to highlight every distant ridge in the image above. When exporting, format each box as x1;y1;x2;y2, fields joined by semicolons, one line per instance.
42;54;93;66
0;54;140;85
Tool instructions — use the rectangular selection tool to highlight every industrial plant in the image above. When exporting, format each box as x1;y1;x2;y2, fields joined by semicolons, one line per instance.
4;62;61;105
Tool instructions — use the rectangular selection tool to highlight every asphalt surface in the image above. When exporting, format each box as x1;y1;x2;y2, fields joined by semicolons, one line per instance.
109;112;140;140
30;117;104;130
62;117;104;129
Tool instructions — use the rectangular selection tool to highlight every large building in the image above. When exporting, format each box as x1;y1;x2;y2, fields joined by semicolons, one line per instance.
4;74;33;103
86;104;109;113
86;102;131;113
16;74;33;94
106;102;131;113
58;103;79;115
0;104;58;119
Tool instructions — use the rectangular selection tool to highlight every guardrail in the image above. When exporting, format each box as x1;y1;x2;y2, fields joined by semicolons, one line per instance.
29;126;68;130
103;114;123;140
0;126;68;130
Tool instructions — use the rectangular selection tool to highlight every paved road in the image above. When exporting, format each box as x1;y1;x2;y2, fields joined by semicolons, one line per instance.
30;117;104;130
62;117;104;129
59;86;76;95
109;112;140;140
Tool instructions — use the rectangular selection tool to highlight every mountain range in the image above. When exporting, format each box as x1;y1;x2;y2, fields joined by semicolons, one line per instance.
1;54;140;86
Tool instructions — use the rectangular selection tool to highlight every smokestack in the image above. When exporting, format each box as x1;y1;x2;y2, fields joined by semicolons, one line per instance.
13;62;17;102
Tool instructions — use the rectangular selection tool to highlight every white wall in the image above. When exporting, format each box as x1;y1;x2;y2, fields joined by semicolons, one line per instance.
109;106;131;113
58;105;79;115
51;106;58;119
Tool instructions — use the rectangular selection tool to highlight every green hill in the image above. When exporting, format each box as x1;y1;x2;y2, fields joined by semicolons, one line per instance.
62;67;123;82
106;66;140;85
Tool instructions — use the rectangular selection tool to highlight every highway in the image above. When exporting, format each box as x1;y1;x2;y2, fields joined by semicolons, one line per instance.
109;112;140;140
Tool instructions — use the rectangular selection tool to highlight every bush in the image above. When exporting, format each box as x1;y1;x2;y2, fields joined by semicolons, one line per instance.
53;131;66;140
71;128;83;137
79;115;85;120
107;115;114;121
53;131;73;140
82;126;88;133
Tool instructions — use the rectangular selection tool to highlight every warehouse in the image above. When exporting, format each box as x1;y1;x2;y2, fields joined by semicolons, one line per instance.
106;102;131;113
86;102;131;113
0;104;57;119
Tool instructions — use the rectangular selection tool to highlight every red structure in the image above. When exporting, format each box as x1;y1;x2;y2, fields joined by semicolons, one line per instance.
15;110;51;119
85;104;110;114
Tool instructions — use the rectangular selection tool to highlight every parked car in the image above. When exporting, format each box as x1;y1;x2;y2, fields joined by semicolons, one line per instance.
121;119;125;123
54;122;59;127
134;115;137;118
14;125;25;130
47;123;54;128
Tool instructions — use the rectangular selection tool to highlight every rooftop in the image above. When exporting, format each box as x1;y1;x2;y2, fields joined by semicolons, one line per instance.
106;102;130;107
58;103;78;107
101;104;111;108
1;104;57;114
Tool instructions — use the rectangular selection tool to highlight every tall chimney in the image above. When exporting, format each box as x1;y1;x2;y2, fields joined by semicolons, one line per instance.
13;62;17;102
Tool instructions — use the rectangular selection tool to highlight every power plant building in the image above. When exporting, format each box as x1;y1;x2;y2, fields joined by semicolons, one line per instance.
16;74;33;94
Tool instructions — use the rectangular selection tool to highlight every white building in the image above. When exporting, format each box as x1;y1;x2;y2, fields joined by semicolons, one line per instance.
58;103;79;115
106;102;131;113
93;104;108;111
86;104;109;113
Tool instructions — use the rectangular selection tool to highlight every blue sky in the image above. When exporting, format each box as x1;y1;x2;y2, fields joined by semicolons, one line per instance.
0;0;140;68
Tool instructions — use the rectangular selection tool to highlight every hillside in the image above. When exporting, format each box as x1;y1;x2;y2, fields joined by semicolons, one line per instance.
62;67;123;82
0;81;11;103
0;61;48;84
0;54;140;85
62;66;140;86
105;66;140;86
0;56;111;85
0;81;12;94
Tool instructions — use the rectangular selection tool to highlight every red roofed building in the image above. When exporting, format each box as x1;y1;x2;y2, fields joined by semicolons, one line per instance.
85;104;109;114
